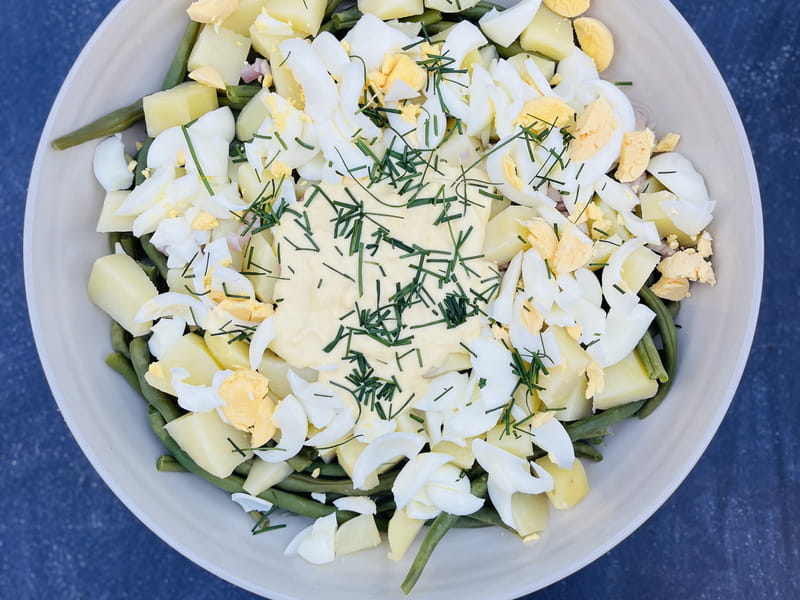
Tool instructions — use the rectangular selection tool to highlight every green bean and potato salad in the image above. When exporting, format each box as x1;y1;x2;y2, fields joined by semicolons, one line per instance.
60;0;717;593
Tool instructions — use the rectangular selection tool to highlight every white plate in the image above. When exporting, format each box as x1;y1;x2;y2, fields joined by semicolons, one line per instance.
24;1;762;598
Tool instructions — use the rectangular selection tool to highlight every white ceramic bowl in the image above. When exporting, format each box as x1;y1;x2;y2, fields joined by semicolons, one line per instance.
24;1;762;598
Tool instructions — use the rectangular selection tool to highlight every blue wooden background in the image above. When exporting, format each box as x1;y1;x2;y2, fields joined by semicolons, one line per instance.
3;1;797;598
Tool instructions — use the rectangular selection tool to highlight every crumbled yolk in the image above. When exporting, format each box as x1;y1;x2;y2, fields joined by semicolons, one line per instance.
526;218;559;261
502;153;524;190
650;276;691;301
380;53;427;94
520;300;544;334
187;0;238;25
219;369;276;447
653;132;681;153
571;97;617;162
210;298;274;322
584;361;605;399
615;128;655;183
657;249;716;285
543;0;590;18
191;211;219;231
573;17;615;72
552;225;593;274
514;96;575;134
189;66;227;90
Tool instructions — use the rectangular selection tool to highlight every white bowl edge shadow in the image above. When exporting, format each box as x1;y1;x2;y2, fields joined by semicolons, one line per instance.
23;1;763;599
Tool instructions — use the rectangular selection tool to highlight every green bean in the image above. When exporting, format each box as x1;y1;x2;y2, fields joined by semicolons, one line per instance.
425;20;457;34
565;399;647;442
573;441;603;462
162;21;202;90
401;9;442;26
636;331;669;383
460;1;503;19
277;470;397;496
129;337;183;422
666;299;681;320
52;99;145;151
452;517;493;528
324;0;345;20
108;232;122;254
259;487;338;519
400;475;488;594
114;232;143;259
401;512;459;594
111;321;131;359
331;7;362;31
156;455;188;472
134;137;154;186
137;260;160;286
286;452;314;473
139;233;169;280
637;286;678;419
105;352;141;393
494;40;524;59
222;85;260;110
304;460;349;478
234;459;254;477
148;407;246;493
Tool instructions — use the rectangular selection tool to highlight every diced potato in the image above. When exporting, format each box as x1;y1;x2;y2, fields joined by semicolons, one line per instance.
424;0;480;12
430;440;475;469
640;191;697;247
165;410;253;478
88;253;158;337
249;22;294;58
336;440;379;490
490;195;512;219
388;508;425;562
520;5;575;61
96;191;135;233
640;174;665;194
621;246;660;294
510;492;549;537
263;0;326;35
506;52;556;83
359;0;424;20
592;351;658;410
188;24;252;87
166;267;194;294
535;455;589;510
143;82;219;138
236;90;271;141
486;424;533;459
144;333;221;395
483;205;537;264
204;330;251;370
243;231;280;303
243;458;293;495
258;350;316;399
266;48;305;108
221;0;270;35
537;326;593;421
335;514;382;556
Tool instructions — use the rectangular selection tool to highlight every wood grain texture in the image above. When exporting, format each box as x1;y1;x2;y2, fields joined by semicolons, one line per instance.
2;1;797;598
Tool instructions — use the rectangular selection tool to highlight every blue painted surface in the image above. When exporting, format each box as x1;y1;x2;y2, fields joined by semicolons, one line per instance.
2;1;798;598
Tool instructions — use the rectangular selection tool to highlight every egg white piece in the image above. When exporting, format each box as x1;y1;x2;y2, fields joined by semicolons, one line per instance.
343;14;416;72
249;316;275;371
286;370;357;448
256;394;308;462
136;292;210;327
332;496;377;515
114;165;175;217
311;32;350;80
93;134;133;192
489;250;523;324
479;0;541;48
285;512;337;564
647;152;714;236
281;38;338;122
171;367;230;412
587;301;655;368
230;492;274;513
469;337;517;412
414;372;472;446
351;432;426;490
529;413;574;468
594;175;639;213
147;317;186;360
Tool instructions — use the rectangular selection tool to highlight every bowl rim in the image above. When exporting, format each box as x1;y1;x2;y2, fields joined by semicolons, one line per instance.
23;0;764;598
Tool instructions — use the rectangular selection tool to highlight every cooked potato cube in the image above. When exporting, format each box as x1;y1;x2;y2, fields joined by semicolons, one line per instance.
236;90;271;141
221;0;270;35
204;330;250;370
520;5;575;61
188;24;252;87
425;0;480;12
165;410;252;478
144;333;221;395
143;82;219;137
621;246;660;294
358;0;424;20
87;253;158;337
486;424;533;459
640;191;697;247
430;440;475;469
511;492;549;536
592;351;658;410
243;459;293;495
483;205;537;264
388;508;425;562
535;455;589;510
243;231;280;303
262;0;326;35
335;514;382;556
96;191;135;233
537;327;593;421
